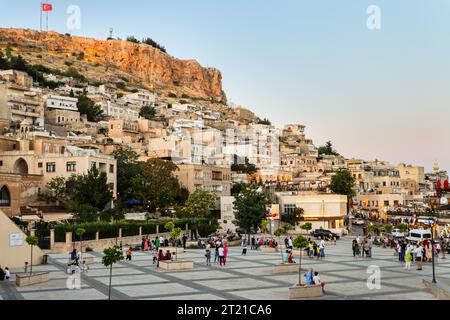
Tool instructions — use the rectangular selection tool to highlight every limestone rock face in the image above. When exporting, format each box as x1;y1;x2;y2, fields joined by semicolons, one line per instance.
0;28;226;103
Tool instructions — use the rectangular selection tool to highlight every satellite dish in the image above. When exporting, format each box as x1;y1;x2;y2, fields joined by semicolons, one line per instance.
440;197;448;205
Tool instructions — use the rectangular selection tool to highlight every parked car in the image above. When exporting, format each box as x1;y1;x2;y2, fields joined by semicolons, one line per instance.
406;229;432;243
312;229;340;240
391;228;405;238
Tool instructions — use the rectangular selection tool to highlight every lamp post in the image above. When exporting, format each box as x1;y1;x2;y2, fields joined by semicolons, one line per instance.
431;219;437;284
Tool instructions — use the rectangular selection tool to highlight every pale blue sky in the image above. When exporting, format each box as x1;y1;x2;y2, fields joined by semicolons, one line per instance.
1;0;449;172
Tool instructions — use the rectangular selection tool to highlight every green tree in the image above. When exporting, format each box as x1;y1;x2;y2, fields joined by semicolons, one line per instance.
281;207;304;227
76;228;86;260
102;246;124;300
137;159;181;214
139;106;157;120
46;176;66;203
5;43;13;59
126;36;140;43
318;141;340;156
258;118;272;125
183;189;216;220
77;91;103;122
260;220;270;236
111;147;141;201
292;235;309;286
25;235;39;275
231;182;248;196
170;227;183;260
66;166;113;219
9;55;27;71
0;52;10;69
231;155;258;175
300;222;313;235
397;223;408;233
233;185;268;242
384;223;393;234
142;37;167;53
329;168;356;211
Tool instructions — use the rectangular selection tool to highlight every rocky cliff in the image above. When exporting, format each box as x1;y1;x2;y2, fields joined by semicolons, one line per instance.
0;28;226;103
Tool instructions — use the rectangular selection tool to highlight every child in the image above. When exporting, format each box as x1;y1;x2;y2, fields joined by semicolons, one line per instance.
24;262;29;273
152;250;157;264
5;267;10;280
81;261;89;273
126;247;133;261
405;249;412;270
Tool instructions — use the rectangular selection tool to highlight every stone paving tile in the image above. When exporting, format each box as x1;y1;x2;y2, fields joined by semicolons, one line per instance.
85;267;145;277
168;270;240;281
195;278;276;291
115;282;198;297
141;293;226;300
20;288;107;300
93;273;169;286
228;287;290;300
231;267;274;276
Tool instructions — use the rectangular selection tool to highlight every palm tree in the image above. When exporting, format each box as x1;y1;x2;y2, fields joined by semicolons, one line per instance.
102;245;124;300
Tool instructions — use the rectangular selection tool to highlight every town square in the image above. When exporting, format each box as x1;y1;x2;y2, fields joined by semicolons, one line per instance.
1;1;450;304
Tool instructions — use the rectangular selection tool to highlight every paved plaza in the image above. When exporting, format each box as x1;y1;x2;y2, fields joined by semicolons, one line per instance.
1;238;449;300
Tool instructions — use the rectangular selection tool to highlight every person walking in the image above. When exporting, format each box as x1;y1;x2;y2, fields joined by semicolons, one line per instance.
205;244;211;266
218;245;225;266
242;238;248;255
144;239;149;252
415;243;424;270
405;249;412;270
319;239;325;259
182;234;188;252
214;241;220;264
155;236;160;251
126;247;133;261
223;242;229;266
352;239;357;257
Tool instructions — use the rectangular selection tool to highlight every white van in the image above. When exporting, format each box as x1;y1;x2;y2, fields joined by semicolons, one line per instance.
406;229;432;243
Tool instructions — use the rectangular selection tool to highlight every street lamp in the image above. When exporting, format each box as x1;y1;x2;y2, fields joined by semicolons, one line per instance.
431;219;437;284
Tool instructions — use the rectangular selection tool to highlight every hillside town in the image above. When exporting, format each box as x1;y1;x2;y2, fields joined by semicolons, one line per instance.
1;28;450;301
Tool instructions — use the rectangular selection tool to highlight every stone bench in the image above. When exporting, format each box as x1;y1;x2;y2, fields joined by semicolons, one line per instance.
16;272;50;287
289;284;323;299
272;263;300;274
260;247;279;253
158;260;194;271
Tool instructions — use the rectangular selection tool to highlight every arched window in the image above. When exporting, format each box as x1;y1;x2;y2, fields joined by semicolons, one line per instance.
0;185;11;207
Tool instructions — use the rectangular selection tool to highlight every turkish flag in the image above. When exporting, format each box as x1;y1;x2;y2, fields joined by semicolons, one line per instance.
42;3;53;12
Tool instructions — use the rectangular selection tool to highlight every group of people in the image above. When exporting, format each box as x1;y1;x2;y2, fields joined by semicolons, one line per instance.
304;268;325;290
395;239;439;271
306;238;326;259
0;265;11;281
249;237;279;250
352;237;372;258
141;234;188;252
67;249;89;274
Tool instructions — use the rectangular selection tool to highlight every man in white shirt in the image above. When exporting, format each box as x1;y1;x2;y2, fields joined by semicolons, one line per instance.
288;238;293;250
319;240;325;258
415;244;423;270
218;246;225;266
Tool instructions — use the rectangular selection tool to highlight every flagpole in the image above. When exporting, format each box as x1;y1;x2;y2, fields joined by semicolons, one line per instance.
40;2;42;32
46;11;48;31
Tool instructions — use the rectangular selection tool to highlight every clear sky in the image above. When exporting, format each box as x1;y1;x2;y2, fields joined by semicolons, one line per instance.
1;0;449;172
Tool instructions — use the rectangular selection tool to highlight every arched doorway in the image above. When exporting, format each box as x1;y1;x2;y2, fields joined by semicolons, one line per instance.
0;185;11;207
13;158;28;175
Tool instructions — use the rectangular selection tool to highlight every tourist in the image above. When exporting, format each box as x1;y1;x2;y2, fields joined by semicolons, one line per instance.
400;241;407;262
352;239;357;257
157;249;165;268
4;267;10;280
313;272;322;286
425;243;433;262
24;261;29;273
0;266;5;281
308;242;314;257
218;245;225;266
405;249;412;270
182;234;188;251
152;250;157;264
144;239;149;252
251;237;256;250
288;250;295;264
214;241;220;264
223;242;229;266
319;239;325;258
141;237;145;251
126;247;133;261
205;244;211;266
159;236;164;247
155;236;160;250
282;250;289;263
165;250;172;261
304;268;314;285
242;238;248;255
288;237;293;250
415;243;424;271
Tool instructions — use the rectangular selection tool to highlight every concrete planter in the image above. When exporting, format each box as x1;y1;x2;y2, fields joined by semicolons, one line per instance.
272;263;300;274
79;257;95;265
289;284;323;299
158;260;194;271
16;272;50;287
